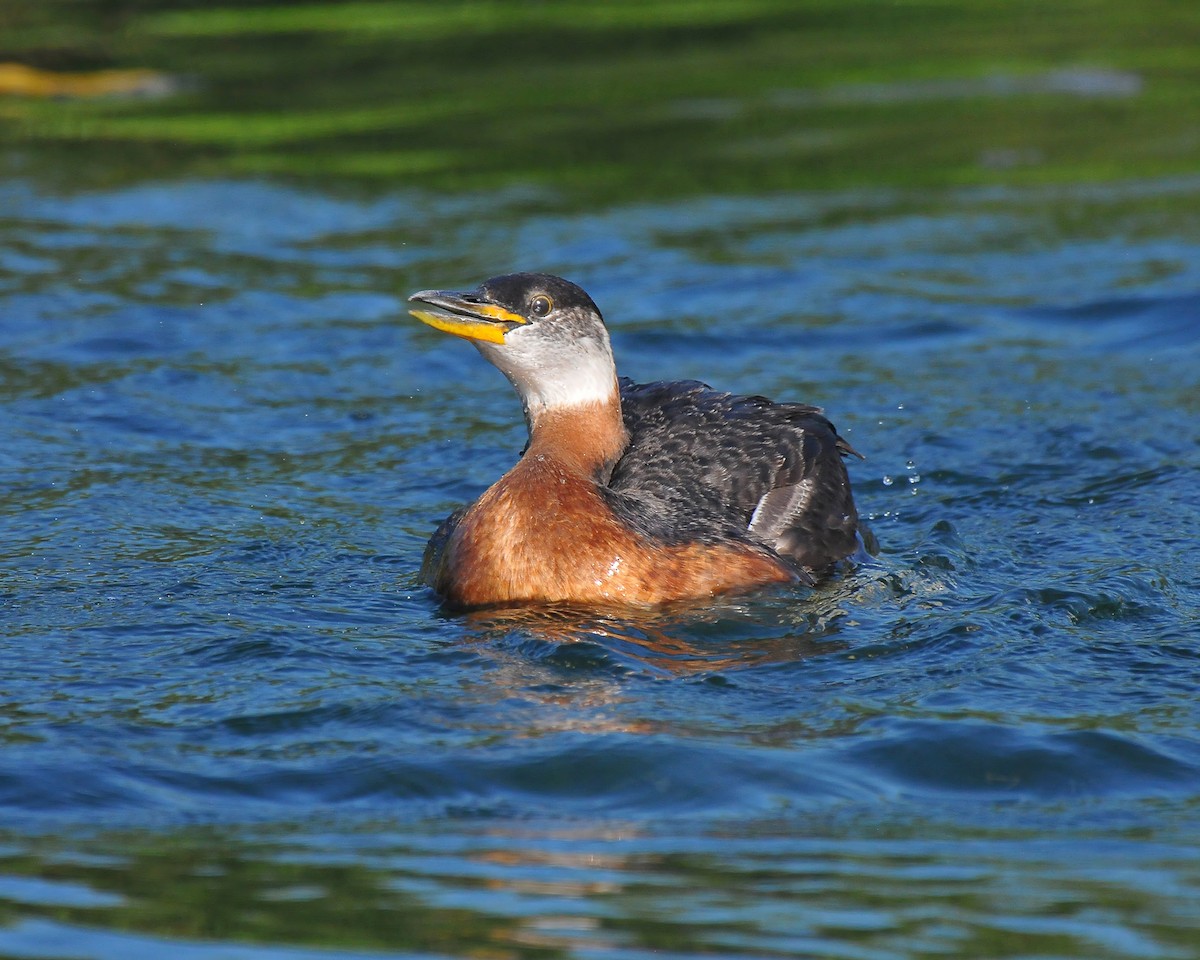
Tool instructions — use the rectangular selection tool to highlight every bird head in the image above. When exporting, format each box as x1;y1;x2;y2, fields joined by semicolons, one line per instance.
409;272;618;421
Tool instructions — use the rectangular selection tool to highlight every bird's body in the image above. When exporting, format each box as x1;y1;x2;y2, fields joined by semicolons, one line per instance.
409;273;862;610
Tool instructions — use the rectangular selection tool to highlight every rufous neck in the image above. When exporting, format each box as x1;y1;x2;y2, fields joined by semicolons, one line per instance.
525;390;627;476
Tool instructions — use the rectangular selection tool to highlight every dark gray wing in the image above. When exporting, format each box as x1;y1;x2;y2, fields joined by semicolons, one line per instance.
606;378;861;569
420;506;465;588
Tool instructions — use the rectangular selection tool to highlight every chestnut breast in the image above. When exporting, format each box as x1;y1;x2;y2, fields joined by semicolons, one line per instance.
436;453;794;609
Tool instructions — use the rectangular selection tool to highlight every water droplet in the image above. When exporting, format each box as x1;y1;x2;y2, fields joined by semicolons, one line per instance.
882;475;894;486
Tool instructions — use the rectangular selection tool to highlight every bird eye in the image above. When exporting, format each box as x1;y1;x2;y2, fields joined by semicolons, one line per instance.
530;295;553;318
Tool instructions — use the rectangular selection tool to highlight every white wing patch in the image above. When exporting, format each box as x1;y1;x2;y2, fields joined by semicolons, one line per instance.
748;477;815;543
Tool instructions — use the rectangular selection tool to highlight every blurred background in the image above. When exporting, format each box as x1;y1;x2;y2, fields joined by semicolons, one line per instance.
4;0;1198;196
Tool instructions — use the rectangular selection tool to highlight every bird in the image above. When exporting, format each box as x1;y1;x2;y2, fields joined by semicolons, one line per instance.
408;272;863;610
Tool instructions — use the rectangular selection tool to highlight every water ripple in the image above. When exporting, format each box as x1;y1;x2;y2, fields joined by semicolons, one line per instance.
2;175;1200;957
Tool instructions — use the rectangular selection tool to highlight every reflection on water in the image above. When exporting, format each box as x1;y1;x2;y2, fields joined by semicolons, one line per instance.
5;1;1200;195
3;821;1199;960
458;586;858;677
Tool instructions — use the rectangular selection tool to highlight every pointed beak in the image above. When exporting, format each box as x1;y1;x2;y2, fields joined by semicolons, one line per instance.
408;289;528;345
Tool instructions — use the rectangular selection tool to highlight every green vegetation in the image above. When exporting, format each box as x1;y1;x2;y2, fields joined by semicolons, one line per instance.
2;0;1199;199
138;0;803;38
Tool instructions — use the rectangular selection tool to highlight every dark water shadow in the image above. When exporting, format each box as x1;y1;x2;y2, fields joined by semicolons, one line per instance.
1015;290;1200;351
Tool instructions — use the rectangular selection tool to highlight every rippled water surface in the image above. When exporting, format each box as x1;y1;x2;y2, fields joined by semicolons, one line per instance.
4;2;1200;954
2;173;1198;959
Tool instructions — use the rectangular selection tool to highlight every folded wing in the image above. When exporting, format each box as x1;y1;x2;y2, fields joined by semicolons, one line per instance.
608;378;861;571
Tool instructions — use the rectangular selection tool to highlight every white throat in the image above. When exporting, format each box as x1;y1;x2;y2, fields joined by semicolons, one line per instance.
476;330;618;423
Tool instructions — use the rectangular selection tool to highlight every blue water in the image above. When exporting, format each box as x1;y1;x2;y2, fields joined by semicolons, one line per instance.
1;176;1199;958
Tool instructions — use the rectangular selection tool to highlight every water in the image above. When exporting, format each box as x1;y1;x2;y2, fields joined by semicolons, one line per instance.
4;0;1200;953
2;172;1198;958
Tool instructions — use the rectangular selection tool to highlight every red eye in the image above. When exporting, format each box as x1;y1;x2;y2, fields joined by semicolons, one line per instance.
531;295;553;318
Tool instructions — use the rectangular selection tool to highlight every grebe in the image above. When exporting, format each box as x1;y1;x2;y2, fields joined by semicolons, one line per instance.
409;272;862;609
